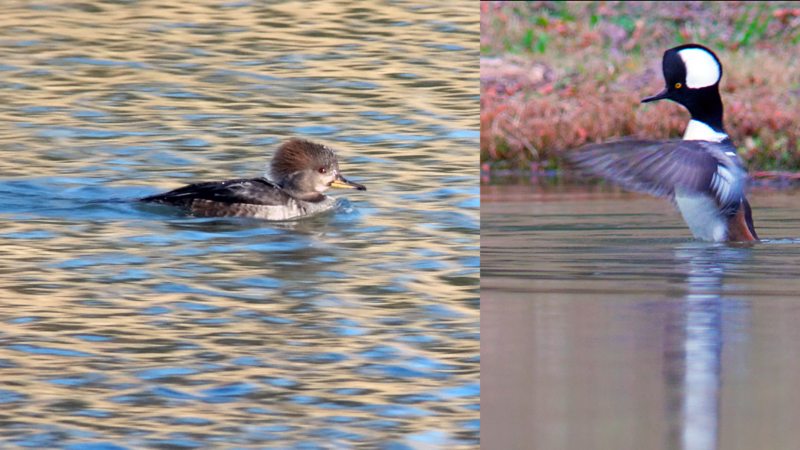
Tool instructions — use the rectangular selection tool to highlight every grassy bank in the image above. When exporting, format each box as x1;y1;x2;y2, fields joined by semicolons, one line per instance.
481;2;800;172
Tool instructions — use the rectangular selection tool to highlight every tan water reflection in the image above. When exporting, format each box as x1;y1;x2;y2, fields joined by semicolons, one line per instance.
0;1;478;448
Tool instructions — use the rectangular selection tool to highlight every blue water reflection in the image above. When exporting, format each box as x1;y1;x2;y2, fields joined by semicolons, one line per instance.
0;1;477;448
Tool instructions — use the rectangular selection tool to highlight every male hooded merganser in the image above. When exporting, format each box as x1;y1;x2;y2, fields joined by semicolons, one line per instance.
568;44;757;242
140;138;366;220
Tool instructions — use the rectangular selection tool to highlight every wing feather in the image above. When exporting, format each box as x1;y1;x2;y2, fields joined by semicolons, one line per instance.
566;139;745;210
141;177;291;207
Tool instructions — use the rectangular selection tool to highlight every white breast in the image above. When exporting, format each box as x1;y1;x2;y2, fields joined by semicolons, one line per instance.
251;197;338;220
683;120;728;142
674;195;728;242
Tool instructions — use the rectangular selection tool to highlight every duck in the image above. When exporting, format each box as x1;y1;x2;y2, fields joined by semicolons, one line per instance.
568;44;757;242
140;138;366;220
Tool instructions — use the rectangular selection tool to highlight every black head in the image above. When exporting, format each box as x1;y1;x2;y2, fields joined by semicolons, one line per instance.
642;44;725;132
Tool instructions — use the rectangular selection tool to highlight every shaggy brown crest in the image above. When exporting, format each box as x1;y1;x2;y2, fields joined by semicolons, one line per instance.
270;139;337;181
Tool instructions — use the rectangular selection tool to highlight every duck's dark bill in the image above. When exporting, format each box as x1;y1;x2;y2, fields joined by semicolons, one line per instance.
642;87;670;103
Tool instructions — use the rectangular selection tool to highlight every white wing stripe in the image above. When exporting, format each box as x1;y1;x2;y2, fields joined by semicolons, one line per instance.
711;165;737;204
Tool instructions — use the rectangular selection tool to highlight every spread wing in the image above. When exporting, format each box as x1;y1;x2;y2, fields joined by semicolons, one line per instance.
140;177;290;207
566;139;745;209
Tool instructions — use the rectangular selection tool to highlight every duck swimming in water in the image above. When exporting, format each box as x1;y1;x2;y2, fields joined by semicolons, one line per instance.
568;44;757;242
140;138;366;220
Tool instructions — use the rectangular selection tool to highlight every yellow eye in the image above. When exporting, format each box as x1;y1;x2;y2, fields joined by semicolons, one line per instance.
675;83;682;89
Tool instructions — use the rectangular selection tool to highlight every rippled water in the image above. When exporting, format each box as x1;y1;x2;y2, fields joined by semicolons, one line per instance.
483;181;800;449
0;2;478;448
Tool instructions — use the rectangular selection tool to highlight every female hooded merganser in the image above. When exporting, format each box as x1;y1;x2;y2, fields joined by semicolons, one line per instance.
140;138;366;220
568;44;757;242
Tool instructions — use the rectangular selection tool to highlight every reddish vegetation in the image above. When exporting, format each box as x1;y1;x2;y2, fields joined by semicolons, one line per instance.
481;2;800;171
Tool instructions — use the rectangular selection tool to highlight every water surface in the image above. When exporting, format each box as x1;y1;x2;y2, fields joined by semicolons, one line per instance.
0;2;479;448
483;181;800;450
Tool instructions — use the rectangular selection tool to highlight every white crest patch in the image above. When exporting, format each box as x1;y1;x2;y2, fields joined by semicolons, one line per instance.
678;48;721;88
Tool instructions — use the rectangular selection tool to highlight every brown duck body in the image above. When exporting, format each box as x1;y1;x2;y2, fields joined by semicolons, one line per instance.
140;139;366;220
141;177;338;220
